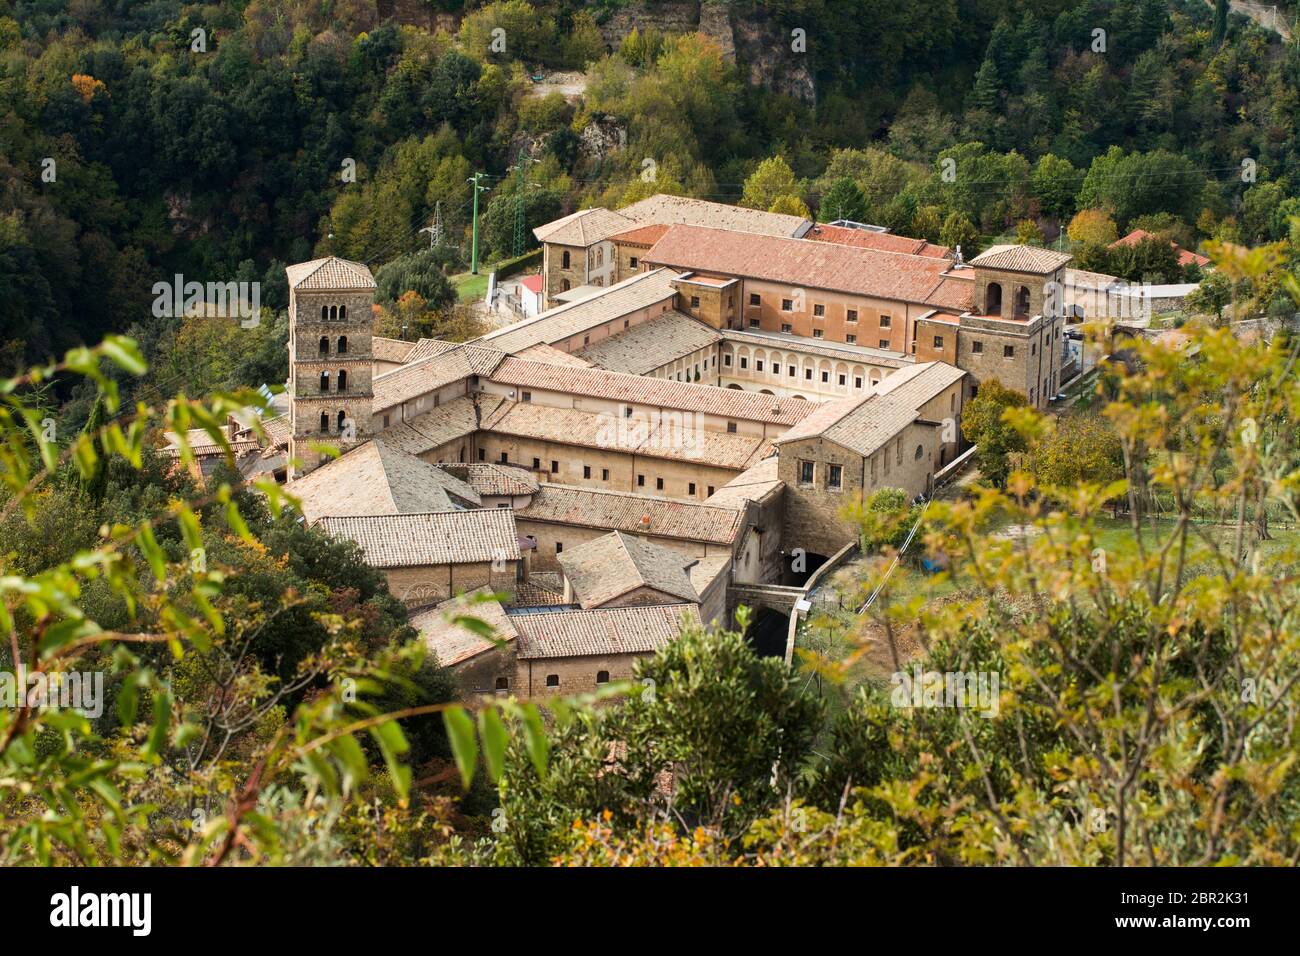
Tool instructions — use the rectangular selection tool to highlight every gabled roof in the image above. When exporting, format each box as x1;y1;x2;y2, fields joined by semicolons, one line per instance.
804;223;951;258
518;483;745;545
703;456;784;508
532;207;634;246
372;336;419;364
288;439;481;522
510;603;699;660
1111;229;1210;268
618;194;811;238
489;356;821;426
642;225;974;312
968;244;1073;274
317;509;520;568
773;362;965;457
411;587;516;667
558;531;700;609
372;342;507;412
378;396;499;458
479;269;678;354
575;311;721;375
433;462;540;497
285;256;376;291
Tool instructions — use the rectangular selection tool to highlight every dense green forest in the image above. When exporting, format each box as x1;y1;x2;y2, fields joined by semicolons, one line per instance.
3;0;1300;381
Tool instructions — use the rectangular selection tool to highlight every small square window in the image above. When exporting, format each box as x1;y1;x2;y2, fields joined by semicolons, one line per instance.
521;390;532;402
933;335;944;349
813;329;824;339
630;257;638;269
781;323;793;334
813;304;825;317
972;340;983;354
1004;345;1015;358
879;339;889;349
748;318;760;327
595;670;609;684
782;299;793;311
846;334;856;344
546;674;559;687
880;315;892;328
749;293;761;306
846;309;858;323
500;452;509;464
727;421;737;433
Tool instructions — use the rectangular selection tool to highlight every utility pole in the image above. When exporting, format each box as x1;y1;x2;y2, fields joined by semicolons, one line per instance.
418;201;444;250
467;173;489;274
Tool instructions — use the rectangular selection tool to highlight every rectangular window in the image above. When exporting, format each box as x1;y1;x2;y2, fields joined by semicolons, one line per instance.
1031;342;1036;356
583;465;591;479
688;482;696;495
749;293;761;306
880;314;892;328
799;460;814;485
879;339;889;349
727;421;737;433
805;368;813;380
533;457;541;469
972;340;983;354
788;365;796;376
656;477;664;490
555;542;563;554
821;371;830;382
933;335;944;349
838;374;846;386
896;438;903;465
630;256;638;269
846;334;856;344
637;474;645;487
854;376;862;388
382;414;390;428
828;464;842;489
748;318;760;327
813;329;824;339
813;304;825;317
546;674;559;687
550;460;559;474
478;448;485;461
756;359;764;372
782;299;793;311
1004;344;1015;358
870;456;878;481
724;353;733;367
690;296;701;309
781;324;793;334
500;452;509;463
846;309;858;323
740;356;748;369
601;468;609;481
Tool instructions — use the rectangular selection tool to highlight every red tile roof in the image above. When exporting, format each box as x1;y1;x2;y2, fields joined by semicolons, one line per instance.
642;225;974;313
610;224;671;246
1111;229;1209;268
804;223;951;258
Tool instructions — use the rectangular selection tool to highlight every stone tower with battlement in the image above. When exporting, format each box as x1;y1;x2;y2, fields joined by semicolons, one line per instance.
286;257;376;479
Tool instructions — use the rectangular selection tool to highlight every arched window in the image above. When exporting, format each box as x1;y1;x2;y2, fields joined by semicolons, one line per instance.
319;371;330;392
915;444;925;460
319;412;329;433
320;305;328;321
495;677;509;690
337;369;347;391
318;336;328;355
561;250;571;269
329;305;338;320
596;670;610;684
986;282;1003;316
337;336;347;354
560;279;571;292
339;304;346;320
1015;286;1031;316
337;410;347;431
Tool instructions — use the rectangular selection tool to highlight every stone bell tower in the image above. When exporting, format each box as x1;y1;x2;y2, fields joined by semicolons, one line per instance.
285;256;376;478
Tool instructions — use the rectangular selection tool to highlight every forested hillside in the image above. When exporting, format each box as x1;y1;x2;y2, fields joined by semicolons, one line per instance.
2;0;1298;373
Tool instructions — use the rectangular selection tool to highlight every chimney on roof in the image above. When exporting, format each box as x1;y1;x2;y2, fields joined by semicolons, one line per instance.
640;514;651;527
954;245;964;266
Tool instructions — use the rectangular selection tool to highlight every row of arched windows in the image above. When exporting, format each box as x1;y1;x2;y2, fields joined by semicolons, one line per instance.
318;336;347;355
319;411;349;433
320;304;348;320
319;370;349;392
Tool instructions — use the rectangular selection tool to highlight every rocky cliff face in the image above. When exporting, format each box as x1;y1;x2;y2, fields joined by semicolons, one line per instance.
597;1;816;104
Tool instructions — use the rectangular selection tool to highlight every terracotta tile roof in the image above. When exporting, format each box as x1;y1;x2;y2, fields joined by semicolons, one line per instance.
721;328;911;368
532;207;634;246
433;462;540;497
689;553;732;595
804;223;951;258
643;225;974;312
489;356;821;426
506;580;570;607
1111;229;1210;268
372;336;419;364
480;401;770;469
317;509;520;568
609;224;671;246
618;194;810;238
510;603;699;660
558;531;700;608
513;343;593;366
703;456;784;507
410;587;516;666
576;312;721;375
404;338;462;363
773;362;965;456
372;343;506;412
968;244;1073;274
285;256;376;291
518;483;744;545
519;274;545;294
379;396;497;457
288;439;481;522
479;269;678;354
